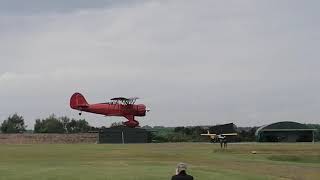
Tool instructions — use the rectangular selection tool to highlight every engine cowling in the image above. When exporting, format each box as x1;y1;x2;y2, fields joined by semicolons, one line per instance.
137;104;147;116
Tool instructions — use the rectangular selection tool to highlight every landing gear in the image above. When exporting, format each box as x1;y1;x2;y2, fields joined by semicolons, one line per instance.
123;115;139;128
123;120;139;128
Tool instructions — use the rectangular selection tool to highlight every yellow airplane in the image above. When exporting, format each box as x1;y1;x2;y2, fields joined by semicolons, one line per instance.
200;130;238;142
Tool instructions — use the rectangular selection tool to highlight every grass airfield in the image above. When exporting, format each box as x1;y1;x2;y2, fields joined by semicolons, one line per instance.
0;143;319;180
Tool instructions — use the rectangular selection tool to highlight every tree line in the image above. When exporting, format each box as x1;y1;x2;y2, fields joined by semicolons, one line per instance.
1;113;94;133
1;113;319;142
144;125;320;142
145;126;255;143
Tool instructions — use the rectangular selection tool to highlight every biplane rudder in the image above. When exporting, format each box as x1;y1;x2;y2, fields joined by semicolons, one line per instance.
70;92;89;109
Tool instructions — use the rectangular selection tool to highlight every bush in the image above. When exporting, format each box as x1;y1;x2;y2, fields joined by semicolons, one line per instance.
1;113;26;133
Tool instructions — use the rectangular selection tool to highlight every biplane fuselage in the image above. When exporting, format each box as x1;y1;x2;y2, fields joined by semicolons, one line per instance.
79;103;146;117
70;93;147;128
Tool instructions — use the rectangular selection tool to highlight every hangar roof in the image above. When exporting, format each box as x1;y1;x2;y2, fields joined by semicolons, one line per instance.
255;121;315;136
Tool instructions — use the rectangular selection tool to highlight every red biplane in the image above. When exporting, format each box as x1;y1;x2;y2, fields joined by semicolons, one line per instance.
70;92;149;128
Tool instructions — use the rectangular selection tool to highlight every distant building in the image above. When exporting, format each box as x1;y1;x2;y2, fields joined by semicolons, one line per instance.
208;123;238;142
209;123;237;134
98;127;149;144
255;121;316;142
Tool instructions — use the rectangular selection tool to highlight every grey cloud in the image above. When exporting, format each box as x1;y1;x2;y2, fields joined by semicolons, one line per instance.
0;0;144;15
0;0;319;128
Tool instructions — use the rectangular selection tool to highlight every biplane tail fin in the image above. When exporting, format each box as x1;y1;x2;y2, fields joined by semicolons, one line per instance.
70;92;89;109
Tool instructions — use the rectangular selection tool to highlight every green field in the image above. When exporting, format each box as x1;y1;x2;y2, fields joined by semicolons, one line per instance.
0;143;319;180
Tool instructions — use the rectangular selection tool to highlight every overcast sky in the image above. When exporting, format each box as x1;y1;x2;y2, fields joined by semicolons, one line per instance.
0;0;319;128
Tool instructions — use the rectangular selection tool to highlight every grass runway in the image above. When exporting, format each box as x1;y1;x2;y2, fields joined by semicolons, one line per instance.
0;143;319;180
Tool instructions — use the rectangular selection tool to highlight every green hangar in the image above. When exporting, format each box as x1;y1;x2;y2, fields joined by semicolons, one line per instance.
255;121;316;142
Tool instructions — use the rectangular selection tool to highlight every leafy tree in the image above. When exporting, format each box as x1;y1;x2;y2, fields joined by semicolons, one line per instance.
34;115;92;133
142;125;152;129
174;127;185;133
110;121;125;128
34;119;42;133
68;119;91;133
167;132;189;142
0;113;26;133
237;127;258;142
172;126;207;141
60;116;71;133
189;126;207;141
34;114;64;133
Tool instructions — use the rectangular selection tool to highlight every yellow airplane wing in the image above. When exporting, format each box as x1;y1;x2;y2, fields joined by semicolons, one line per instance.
200;130;216;136
221;133;238;136
200;130;218;140
201;131;237;137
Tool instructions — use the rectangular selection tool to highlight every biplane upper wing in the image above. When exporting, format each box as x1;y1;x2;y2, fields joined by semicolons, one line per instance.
127;97;139;104
111;97;139;105
111;97;129;101
128;97;139;100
